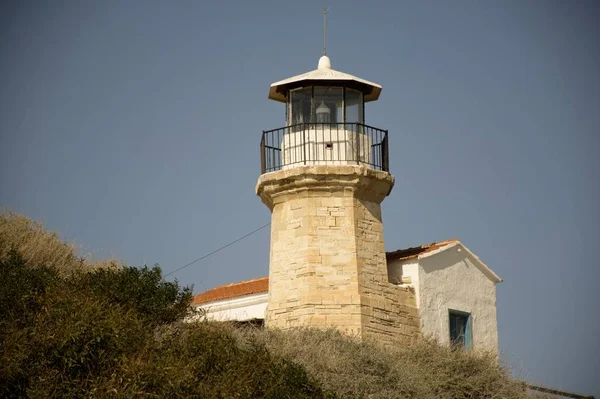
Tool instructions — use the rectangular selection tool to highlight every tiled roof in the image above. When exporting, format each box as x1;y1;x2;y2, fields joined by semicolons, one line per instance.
191;276;269;305
385;239;459;262
192;239;459;305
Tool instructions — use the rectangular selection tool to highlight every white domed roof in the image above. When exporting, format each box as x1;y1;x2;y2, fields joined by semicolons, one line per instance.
268;56;382;103
318;55;331;70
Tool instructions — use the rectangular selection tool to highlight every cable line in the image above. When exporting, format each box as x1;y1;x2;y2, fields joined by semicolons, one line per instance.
164;222;271;277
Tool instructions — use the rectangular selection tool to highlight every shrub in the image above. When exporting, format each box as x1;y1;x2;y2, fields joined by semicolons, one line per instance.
107;323;334;398
0;252;150;398
0;249;60;329
74;265;192;327
0;251;331;398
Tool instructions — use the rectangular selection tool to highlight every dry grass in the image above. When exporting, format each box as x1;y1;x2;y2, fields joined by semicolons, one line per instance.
0;210;118;274
231;326;546;399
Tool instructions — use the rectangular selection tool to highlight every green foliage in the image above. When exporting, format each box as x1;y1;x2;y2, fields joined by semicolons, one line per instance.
0;252;150;398
0;249;60;329
0;251;331;398
104;323;334;398
75;265;192;327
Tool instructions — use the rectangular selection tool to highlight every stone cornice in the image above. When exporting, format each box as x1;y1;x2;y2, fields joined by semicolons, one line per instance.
256;166;394;210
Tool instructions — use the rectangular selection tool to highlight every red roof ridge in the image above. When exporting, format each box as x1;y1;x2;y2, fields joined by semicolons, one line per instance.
191;276;269;305
386;238;460;261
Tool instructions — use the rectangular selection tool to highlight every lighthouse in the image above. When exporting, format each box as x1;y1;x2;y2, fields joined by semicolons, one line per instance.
256;54;420;344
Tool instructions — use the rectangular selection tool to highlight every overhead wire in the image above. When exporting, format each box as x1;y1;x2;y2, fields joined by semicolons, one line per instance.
164;222;271;278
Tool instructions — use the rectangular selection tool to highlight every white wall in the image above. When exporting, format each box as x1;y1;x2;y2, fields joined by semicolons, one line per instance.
418;245;498;352
282;128;371;168
387;259;420;303
191;293;268;323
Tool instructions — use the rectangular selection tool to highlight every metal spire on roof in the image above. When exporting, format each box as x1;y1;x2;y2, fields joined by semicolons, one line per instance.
323;8;328;56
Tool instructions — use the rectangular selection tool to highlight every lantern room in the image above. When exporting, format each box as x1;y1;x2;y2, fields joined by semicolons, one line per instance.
261;55;389;174
269;55;381;125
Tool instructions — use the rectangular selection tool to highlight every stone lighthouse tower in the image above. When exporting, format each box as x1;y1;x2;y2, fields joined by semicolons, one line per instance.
256;55;419;344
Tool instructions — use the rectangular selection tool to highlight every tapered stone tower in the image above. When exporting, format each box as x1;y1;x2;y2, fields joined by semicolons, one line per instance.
256;55;419;344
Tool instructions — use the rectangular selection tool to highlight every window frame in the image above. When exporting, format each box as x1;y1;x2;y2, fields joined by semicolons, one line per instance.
448;309;473;350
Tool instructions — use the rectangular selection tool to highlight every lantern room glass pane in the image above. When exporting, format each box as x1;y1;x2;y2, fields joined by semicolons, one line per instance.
314;87;343;124
345;89;363;123
289;88;312;126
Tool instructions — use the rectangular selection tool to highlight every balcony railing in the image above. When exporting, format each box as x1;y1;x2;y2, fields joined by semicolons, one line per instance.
260;123;389;174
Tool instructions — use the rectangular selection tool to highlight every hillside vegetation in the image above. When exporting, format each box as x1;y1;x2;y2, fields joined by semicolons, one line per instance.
0;211;543;398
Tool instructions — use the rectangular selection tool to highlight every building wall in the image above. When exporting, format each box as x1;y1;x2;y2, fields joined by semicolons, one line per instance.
266;190;364;334
388;259;420;295
256;166;420;345
354;198;420;342
192;293;268;322
418;246;498;352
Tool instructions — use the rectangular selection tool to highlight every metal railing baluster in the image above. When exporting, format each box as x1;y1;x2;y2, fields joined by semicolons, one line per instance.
260;123;389;174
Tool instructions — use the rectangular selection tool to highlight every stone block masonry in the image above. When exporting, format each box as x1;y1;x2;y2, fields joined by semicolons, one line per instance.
256;165;420;346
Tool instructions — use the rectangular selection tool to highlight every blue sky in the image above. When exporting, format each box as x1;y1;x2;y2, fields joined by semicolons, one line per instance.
1;0;598;395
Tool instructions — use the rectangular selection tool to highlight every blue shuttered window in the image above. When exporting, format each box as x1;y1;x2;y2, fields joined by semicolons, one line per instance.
449;310;472;350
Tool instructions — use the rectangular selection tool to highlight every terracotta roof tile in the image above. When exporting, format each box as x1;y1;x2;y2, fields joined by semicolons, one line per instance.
386;239;459;262
191;276;269;305
193;239;459;304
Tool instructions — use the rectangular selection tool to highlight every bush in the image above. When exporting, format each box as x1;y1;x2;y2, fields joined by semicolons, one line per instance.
0;252;150;398
0;251;331;398
106;323;334;398
75;265;192;327
0;249;60;329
